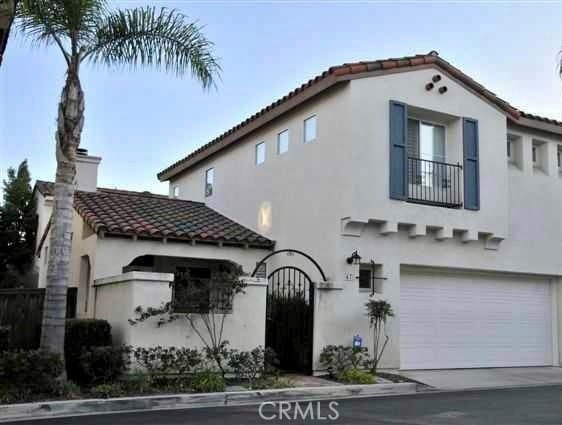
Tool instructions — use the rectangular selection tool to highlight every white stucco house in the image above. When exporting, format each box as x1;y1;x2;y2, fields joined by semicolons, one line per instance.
35;51;562;374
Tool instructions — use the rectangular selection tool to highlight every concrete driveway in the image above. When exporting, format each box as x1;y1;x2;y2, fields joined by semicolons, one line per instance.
399;367;562;390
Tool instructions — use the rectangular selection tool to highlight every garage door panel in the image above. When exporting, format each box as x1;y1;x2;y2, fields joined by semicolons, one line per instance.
400;271;553;370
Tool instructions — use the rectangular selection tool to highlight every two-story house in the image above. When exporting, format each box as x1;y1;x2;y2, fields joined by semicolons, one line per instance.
156;51;562;373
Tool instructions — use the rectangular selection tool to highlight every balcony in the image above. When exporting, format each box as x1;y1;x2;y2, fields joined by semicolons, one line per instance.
407;157;463;208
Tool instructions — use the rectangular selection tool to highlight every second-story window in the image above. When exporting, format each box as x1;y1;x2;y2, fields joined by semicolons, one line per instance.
255;142;266;165
277;130;289;154
205;168;214;197
304;115;317;143
172;186;180;198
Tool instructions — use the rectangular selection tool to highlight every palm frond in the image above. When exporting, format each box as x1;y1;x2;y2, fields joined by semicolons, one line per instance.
84;6;220;88
16;0;107;60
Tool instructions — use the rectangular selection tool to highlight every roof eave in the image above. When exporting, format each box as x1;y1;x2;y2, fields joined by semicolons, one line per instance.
158;54;522;182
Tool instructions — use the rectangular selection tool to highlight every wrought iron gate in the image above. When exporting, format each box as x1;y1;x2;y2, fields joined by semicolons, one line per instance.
266;266;314;373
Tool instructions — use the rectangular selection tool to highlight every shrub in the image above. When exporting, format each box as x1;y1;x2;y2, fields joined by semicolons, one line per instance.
0;327;10;352
79;346;130;386
131;346;202;376
190;369;225;393
228;346;267;388
65;319;112;383
0;350;64;400
336;368;375;385
319;345;369;377
89;383;124;399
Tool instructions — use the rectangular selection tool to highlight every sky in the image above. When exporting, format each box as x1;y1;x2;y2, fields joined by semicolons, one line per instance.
1;0;562;195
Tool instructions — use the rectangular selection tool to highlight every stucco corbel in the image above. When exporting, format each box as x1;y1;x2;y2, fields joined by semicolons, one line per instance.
435;226;453;241
340;217;366;237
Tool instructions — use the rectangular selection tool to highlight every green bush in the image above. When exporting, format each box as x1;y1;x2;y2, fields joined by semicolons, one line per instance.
227;346;266;388
190;369;225;393
79;346;130;386
319;345;369;377
0;350;64;401
131;346;202;376
89;383;124;399
65;319;112;384
336;368;375;385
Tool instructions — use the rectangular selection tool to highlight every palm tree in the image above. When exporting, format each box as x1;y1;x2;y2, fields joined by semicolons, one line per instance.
15;0;220;355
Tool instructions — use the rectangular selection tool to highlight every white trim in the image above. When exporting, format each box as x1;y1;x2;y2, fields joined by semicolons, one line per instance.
94;271;174;287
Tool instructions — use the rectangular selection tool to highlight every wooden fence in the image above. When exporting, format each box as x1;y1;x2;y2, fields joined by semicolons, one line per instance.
0;287;77;349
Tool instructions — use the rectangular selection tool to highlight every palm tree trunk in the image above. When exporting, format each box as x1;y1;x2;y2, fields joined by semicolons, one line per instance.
40;56;84;355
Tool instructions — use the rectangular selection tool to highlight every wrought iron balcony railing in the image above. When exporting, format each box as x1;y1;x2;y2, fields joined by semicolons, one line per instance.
407;157;463;208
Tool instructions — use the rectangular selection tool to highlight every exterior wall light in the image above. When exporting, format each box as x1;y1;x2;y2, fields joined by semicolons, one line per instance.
346;250;362;265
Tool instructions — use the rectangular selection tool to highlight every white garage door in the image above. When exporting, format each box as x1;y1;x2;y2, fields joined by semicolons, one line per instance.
400;270;553;370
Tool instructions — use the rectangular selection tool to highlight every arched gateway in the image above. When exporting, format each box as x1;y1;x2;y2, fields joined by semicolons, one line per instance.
252;249;326;374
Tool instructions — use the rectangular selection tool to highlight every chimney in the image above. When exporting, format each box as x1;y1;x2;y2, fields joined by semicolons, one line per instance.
75;148;101;192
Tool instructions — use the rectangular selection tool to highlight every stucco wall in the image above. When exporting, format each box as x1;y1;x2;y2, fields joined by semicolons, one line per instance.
167;65;562;371
94;272;267;352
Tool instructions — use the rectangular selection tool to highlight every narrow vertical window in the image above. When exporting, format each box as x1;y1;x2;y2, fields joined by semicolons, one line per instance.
172;186;179;198
255;142;266;165
205;168;214;197
532;145;537;163
277;130;289;154
304;115;317;143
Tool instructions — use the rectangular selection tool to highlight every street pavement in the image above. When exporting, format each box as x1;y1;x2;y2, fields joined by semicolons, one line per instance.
3;385;561;425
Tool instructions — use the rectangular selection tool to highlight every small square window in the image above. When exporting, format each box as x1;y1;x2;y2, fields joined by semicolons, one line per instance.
304;115;317;143
172;186;179;198
205;168;214;197
277;130;289;154
255;142;266;165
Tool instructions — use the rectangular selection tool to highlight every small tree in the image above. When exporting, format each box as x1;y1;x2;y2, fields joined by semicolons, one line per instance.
130;264;246;378
365;298;394;375
0;160;37;288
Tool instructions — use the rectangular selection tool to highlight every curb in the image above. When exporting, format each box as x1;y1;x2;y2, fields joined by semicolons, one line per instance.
0;383;417;422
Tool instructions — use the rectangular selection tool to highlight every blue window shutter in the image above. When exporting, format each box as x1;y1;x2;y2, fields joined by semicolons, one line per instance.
463;118;480;210
389;100;408;200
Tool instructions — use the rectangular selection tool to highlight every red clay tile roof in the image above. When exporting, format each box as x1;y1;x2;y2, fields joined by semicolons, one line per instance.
35;181;274;249
158;51;525;181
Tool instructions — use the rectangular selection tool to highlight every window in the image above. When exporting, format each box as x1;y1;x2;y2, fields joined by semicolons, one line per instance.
304;115;317;143
407;119;446;162
507;139;512;159
205;168;214;197
558;146;562;170
255;142;266;165
172;266;234;313
532;145;537;163
277;130;289;154
172;186;179;198
359;268;371;290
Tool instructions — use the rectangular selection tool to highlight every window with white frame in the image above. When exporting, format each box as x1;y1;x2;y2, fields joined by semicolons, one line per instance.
407;118;446;187
255;142;266;165
277;129;289;154
205;168;214;197
172;186;180;198
304;115;317;143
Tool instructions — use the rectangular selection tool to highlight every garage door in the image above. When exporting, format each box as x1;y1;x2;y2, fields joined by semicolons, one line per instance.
400;269;553;369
